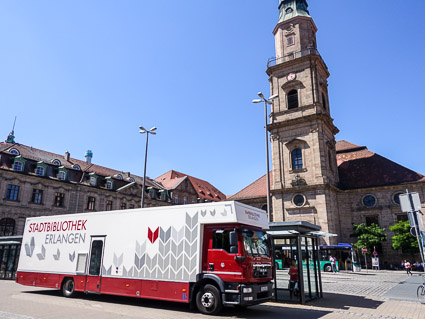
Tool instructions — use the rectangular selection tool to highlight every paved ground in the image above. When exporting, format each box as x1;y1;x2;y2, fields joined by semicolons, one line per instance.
1;270;424;319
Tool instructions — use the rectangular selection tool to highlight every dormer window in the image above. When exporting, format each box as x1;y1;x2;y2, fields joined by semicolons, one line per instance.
129;177;135;182
57;171;66;181
89;173;98;186
105;178;114;190
72;164;81;171
35;166;45;176
52;159;61;166
116;174;123;180
13;161;23;172
13;156;25;172
57;167;68;181
9;149;19;156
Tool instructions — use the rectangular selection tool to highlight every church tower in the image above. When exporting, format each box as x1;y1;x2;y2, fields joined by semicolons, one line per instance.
267;0;340;241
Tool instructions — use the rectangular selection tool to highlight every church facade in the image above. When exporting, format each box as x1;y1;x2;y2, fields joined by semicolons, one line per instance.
230;0;425;265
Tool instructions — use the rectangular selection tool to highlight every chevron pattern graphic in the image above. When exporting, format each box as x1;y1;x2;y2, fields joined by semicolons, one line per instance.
108;212;199;282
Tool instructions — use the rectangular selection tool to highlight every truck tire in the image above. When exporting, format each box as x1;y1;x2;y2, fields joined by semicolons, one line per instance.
62;278;75;298
196;284;223;315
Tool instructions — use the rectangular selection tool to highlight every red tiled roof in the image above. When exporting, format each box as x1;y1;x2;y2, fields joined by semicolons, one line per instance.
155;170;226;201
336;141;425;189
228;172;270;200
0;142;159;187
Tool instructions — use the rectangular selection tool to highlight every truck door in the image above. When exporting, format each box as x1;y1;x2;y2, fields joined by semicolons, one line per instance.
85;236;105;293
205;228;242;281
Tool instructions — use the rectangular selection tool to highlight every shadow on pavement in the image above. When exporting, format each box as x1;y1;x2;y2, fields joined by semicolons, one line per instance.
307;292;383;310
24;289;331;318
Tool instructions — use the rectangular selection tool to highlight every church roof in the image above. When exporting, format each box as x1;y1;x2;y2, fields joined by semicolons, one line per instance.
278;0;311;23
155;170;226;202
336;140;425;190
229;140;425;200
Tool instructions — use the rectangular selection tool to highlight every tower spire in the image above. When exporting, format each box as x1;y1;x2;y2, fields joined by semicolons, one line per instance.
278;0;310;23
6;116;16;144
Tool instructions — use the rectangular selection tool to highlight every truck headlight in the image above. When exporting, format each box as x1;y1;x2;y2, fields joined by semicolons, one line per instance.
243;287;252;293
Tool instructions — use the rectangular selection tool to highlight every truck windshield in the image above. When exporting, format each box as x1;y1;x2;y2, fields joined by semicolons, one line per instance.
242;229;270;257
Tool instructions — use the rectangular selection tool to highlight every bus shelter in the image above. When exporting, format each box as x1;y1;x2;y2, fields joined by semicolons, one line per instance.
0;236;22;280
268;221;333;304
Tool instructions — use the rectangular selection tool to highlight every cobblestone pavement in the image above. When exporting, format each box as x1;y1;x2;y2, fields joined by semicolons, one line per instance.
320;270;409;297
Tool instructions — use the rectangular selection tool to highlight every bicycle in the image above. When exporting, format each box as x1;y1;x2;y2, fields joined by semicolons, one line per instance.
417;274;425;304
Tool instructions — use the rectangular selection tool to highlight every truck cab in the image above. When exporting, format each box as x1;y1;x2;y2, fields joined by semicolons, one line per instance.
196;224;273;314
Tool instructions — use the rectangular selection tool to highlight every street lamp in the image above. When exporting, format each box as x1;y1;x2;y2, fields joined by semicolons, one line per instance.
139;126;157;208
253;92;279;222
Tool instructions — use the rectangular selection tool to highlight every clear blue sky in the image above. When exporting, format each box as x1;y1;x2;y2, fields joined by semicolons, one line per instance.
1;1;424;196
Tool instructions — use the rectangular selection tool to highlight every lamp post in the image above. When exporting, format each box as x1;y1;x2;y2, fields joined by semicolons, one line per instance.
252;92;279;222
139;126;157;208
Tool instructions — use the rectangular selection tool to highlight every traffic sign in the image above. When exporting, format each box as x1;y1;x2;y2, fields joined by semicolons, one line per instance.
362;247;368;253
373;251;378;256
400;192;421;213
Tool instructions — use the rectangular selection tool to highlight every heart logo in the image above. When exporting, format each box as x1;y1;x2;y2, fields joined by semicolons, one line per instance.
201;210;207;217
210;209;216;216
148;227;159;244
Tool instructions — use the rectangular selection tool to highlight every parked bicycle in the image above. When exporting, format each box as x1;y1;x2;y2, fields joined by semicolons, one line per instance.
417;275;425;304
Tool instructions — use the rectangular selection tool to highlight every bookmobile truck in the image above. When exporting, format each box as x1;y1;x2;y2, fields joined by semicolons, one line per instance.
16;201;273;315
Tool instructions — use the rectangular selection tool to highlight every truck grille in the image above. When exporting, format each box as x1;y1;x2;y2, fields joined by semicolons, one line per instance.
253;264;271;278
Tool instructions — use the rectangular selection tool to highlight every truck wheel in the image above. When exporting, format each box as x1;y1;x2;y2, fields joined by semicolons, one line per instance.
196;284;222;315
324;264;332;272
62;278;75;298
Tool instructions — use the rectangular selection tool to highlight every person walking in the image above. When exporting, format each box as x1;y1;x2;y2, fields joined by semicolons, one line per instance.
404;260;412;276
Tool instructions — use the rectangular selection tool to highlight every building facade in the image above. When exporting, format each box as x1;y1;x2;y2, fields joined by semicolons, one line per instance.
231;0;425;266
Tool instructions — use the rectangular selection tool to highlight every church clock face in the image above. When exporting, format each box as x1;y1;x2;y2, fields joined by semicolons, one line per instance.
287;73;296;81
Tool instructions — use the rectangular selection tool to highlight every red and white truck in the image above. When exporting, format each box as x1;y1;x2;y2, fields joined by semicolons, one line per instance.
16;201;273;314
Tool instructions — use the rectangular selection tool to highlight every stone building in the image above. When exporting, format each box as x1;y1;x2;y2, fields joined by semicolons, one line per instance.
0;136;165;280
230;0;425;265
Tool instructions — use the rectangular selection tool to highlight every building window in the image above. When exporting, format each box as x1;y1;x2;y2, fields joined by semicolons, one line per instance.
54;192;65;207
105;180;113;190
393;192;403;205
293;194;306;207
31;189;43;204
120;202;127;210
184;197;187;205
57;171;66;181
72;164;81;170
35;166;45;176
129;178;135;182
291;149;303;170
0;218;15;236
365;215;379;226
87;197;96;211
287;36;294;46
174;195;179;204
362;195;377;208
13;161;23;172
89;176;97;186
106;200;113;211
116;174;123;180
5;184;20;201
397;214;408;222
322;93;327;110
52;159;61;166
9;149;19;155
287;90;299;109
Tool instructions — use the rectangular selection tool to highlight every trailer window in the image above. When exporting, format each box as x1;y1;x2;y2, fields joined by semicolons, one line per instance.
89;240;103;276
212;230;236;254
76;253;88;273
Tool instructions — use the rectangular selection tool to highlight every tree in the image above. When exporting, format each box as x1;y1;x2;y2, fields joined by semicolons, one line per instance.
389;220;418;254
350;223;387;254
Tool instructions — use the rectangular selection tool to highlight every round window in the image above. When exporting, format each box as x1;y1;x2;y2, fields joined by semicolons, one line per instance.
293;194;305;207
286;7;293;14
363;195;376;208
393;192;403;205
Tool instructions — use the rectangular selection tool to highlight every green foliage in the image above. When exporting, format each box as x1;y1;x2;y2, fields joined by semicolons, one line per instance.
350;223;387;254
389;220;418;253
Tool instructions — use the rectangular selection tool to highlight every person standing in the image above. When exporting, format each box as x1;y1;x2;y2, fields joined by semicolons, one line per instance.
404;260;412;276
288;260;299;299
330;256;337;273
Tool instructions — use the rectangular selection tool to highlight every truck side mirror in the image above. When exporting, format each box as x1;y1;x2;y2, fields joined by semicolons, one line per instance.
229;230;238;254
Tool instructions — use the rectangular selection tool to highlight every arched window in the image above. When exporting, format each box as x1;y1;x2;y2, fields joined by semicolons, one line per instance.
0;218;15;236
291;149;303;170
322;93;327;110
287;90;299;109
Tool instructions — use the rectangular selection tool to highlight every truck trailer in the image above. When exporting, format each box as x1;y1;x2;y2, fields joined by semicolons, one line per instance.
16;201;273;314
